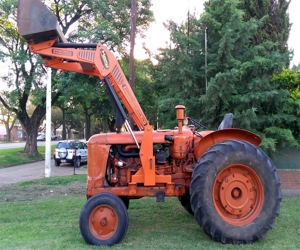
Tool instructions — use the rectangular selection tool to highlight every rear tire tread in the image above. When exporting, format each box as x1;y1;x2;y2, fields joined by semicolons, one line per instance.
190;140;281;244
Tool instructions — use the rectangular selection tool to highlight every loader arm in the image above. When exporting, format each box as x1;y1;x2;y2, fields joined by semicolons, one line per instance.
17;0;156;185
17;0;148;132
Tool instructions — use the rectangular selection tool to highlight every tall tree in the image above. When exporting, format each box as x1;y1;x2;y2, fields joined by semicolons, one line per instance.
243;0;291;64
58;73;103;140
199;0;295;154
0;0;153;156
51;107;63;135
152;14;206;129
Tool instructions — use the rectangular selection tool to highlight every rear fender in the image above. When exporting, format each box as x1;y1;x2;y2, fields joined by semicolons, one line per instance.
194;128;261;160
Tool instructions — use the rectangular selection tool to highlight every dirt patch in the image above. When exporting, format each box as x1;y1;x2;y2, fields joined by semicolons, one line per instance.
0;182;86;202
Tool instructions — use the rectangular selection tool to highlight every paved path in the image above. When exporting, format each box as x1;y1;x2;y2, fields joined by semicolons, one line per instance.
0;160;87;185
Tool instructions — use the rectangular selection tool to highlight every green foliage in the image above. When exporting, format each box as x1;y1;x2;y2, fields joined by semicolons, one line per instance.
152;14;205;128
120;57;158;127
0;0;154;153
199;0;296;153
264;126;298;148
270;68;300;141
152;0;295;154
0;145;56;168
271;68;300;100
243;0;291;59
51;106;63;132
67;0;153;53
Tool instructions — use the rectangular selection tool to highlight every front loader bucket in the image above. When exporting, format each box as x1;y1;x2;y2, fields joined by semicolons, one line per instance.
17;0;66;43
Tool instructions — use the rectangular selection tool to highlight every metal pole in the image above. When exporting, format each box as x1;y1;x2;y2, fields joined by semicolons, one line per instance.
129;0;137;129
45;67;52;178
205;26;208;93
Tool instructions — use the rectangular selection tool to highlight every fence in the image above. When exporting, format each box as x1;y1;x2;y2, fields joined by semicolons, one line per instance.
272;148;300;170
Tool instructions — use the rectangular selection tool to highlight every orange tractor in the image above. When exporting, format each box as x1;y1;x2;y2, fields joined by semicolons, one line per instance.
17;0;281;246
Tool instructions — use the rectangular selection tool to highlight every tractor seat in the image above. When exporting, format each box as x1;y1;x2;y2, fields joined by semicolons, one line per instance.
218;113;233;130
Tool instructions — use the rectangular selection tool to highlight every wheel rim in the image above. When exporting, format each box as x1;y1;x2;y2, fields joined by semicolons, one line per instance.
89;205;119;240
213;164;264;226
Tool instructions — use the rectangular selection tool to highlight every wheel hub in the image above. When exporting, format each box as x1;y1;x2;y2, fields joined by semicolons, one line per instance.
219;173;254;215
89;205;118;240
100;217;107;226
213;164;264;226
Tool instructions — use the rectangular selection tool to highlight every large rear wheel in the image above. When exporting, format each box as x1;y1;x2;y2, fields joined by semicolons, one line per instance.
178;193;193;215
190;140;281;244
79;192;129;246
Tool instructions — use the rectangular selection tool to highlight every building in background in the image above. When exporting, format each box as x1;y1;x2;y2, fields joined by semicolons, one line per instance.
0;120;26;141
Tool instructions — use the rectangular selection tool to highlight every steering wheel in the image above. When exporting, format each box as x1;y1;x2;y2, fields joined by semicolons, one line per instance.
187;117;206;129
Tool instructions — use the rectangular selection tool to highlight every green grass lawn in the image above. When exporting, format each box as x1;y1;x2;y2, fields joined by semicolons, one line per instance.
0;175;299;250
0;145;56;168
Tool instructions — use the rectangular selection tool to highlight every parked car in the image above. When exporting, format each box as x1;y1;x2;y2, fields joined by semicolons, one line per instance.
37;134;46;141
51;133;59;140
37;133;61;141
53;140;88;167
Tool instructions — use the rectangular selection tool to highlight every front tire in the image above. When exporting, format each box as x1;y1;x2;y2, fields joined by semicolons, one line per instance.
79;192;129;246
190;140;281;244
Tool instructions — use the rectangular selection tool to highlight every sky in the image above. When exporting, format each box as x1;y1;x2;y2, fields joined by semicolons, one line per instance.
287;0;300;66
0;0;299;91
135;0;300;67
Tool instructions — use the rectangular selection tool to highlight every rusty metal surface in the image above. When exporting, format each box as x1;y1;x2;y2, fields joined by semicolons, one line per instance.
17;0;66;43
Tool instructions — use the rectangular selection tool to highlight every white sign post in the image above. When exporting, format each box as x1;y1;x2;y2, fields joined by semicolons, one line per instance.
45;67;52;177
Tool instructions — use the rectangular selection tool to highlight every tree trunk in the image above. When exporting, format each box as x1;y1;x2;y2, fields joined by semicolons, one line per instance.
17;106;45;157
68;129;72;139
24;126;39;157
3;115;16;142
4;122;11;142
85;113;91;140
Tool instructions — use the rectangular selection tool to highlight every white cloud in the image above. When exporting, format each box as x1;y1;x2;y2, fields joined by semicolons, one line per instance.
288;0;300;66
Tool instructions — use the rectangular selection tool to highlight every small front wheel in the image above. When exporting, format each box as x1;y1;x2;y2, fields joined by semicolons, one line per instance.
79;192;129;246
